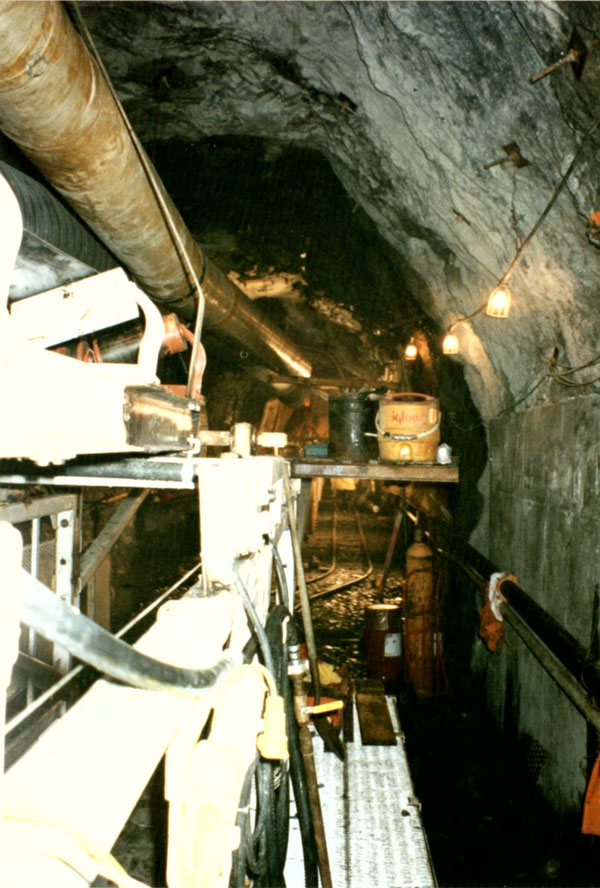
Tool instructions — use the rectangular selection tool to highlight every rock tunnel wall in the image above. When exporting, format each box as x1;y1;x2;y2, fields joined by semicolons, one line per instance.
472;392;600;815
87;0;600;422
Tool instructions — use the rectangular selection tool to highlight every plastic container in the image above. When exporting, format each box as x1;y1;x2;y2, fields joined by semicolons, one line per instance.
376;392;440;462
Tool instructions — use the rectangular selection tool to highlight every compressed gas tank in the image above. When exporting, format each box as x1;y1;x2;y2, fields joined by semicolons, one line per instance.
364;603;403;685
404;529;436;698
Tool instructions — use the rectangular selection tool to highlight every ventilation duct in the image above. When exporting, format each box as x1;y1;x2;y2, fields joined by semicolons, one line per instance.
1;160;116;299
0;1;311;377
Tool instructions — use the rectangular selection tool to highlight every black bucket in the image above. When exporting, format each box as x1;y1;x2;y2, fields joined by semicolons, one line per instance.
328;393;377;460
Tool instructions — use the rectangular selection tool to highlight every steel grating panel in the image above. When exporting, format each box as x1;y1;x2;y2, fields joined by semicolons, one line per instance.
22;539;56;589
313;727;346;886
309;697;437;888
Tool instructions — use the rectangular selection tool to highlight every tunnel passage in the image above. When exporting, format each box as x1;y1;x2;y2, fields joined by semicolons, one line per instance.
150;134;489;532
5;2;600;886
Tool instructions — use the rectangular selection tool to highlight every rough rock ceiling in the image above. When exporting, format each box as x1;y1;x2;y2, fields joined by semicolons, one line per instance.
82;1;600;420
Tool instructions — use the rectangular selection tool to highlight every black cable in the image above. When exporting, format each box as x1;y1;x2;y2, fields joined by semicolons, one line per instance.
268;549;319;887
265;607;291;884
20;573;233;696
235;568;276;677
231;757;259;887
267;606;318;888
236;557;317;887
268;538;290;612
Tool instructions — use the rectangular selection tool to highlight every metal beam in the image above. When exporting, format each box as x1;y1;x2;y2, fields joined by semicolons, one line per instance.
291;458;459;483
0;495;78;524
79;490;148;590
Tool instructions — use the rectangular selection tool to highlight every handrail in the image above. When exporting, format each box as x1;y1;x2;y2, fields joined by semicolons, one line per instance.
400;502;600;733
426;523;600;733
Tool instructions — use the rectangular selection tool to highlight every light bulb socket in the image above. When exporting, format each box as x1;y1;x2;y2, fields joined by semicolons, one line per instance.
404;340;418;361
486;284;512;318
442;332;459;355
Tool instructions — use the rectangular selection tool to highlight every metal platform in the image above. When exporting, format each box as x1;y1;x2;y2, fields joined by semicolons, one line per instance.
286;698;437;888
291;457;458;483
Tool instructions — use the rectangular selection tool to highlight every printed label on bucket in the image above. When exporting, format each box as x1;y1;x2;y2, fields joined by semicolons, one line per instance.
384;633;402;657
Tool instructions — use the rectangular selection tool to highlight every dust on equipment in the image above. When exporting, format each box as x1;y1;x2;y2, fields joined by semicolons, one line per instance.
376;393;440;462
403;527;443;699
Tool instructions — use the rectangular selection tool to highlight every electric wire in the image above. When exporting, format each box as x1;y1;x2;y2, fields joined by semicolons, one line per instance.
268;538;290;612
445;115;600;336
234;567;276;678
236;601;313;886
5;560;203;737
19;571;233;698
238;557;318;888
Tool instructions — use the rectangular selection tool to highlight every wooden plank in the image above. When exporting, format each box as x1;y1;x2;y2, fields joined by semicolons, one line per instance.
355;681;397;746
291;458;458;483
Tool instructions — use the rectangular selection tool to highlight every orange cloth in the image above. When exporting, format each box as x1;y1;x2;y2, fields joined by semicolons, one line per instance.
583;751;600;835
478;584;505;652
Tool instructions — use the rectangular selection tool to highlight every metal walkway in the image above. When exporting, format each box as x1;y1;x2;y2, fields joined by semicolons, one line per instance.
286;697;437;887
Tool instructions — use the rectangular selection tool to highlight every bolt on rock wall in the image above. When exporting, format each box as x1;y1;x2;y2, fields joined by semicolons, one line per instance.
84;0;600;422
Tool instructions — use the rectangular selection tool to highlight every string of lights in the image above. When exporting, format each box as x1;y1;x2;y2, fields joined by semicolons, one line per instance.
409;116;600;361
448;345;600;433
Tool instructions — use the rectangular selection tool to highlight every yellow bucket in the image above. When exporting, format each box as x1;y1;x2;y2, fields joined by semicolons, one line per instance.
376;393;440;462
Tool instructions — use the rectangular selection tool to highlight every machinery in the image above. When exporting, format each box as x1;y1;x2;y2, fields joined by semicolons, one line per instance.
0;6;436;881
0;167;305;888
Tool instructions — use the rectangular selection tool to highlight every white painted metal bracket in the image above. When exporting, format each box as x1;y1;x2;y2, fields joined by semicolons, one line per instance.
0;173;193;465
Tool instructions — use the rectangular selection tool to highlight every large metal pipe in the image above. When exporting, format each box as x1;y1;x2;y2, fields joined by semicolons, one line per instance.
460;542;600;696
438;539;600;732
0;1;311;377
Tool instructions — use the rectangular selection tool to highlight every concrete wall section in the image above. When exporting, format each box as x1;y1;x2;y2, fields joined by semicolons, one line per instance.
480;393;600;815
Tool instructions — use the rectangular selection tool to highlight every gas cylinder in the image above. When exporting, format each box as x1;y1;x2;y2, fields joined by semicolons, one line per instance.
404;528;436;698
364;603;403;685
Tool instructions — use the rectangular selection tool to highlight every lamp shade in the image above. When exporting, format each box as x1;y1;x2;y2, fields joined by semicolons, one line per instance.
486;284;512;318
404;339;418;361
442;332;459;355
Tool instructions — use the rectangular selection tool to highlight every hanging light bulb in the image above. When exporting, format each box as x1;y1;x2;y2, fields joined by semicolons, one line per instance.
404;338;418;361
486;283;512;318
442;332;459;355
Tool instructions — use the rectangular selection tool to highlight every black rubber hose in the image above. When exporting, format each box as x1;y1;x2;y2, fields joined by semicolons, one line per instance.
21;573;234;695
248;761;271;877
265;607;291;880
240;604;317;887
0;160;115;288
231;757;259;887
235;569;276;678
269;538;290;612
287;695;319;888
267;606;318;888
